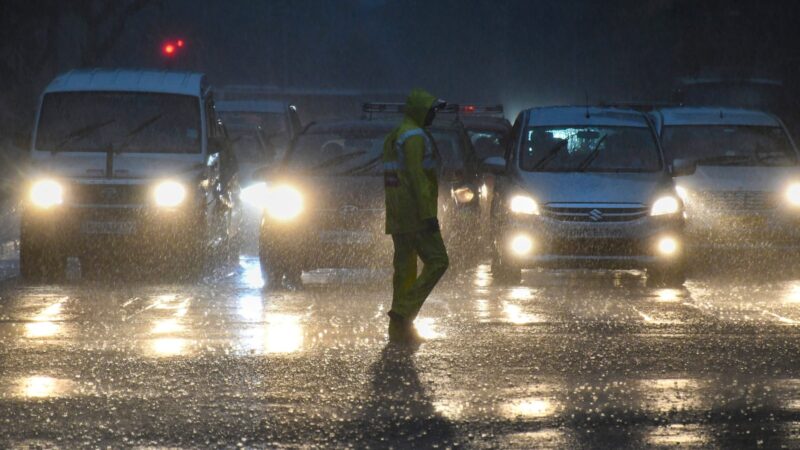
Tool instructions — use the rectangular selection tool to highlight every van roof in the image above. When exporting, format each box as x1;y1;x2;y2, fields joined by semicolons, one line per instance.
215;100;287;114
525;106;650;127
44;69;207;97
655;107;780;127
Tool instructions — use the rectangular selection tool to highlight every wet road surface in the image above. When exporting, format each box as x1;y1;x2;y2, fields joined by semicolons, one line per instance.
3;254;800;448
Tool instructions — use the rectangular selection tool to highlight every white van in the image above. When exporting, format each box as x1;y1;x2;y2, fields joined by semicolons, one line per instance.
22;69;241;280
651;107;800;249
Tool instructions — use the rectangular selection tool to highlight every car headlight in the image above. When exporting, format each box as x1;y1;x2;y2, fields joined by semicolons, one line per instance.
453;186;475;204
153;180;187;207
29;179;64;209
675;185;689;202
264;185;303;221
786;183;800;207
240;182;270;209
651;195;681;216
509;195;539;215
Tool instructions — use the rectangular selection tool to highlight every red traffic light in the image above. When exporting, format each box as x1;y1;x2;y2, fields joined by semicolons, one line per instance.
161;39;186;57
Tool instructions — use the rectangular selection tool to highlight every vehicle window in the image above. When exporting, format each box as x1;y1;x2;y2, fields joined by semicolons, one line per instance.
520;126;661;172
227;126;277;164
286;128;387;176
661;125;797;166
429;129;467;170
36;92;201;153
218;111;288;136
468;130;505;160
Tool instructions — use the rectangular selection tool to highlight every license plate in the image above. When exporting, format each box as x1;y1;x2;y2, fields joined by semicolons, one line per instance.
81;221;136;235
318;230;374;245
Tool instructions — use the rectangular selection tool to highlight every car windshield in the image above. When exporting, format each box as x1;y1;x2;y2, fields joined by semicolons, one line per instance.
218;111;288;136
429;129;471;170
35;92;201;153
286;127;387;176
468;129;505;160
520;126;661;172
661;125;798;166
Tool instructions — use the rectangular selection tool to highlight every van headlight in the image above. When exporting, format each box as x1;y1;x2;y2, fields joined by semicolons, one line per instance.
651;195;681;216
240;182;270;209
153;180;187;207
509;195;539;215
264;185;303;221
786;183;800;207
29;179;64;209
453;186;475;204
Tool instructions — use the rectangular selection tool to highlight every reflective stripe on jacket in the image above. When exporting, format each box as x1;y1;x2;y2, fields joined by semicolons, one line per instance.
383;89;440;235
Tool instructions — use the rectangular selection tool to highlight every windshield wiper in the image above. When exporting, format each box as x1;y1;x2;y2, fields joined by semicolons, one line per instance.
694;154;754;166
112;114;163;154
53;119;116;152
311;150;367;171
530;140;567;170
576;134;608;171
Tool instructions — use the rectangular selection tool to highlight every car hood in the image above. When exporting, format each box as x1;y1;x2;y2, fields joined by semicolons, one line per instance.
273;174;385;210
675;165;800;192
31;152;205;180
516;171;667;204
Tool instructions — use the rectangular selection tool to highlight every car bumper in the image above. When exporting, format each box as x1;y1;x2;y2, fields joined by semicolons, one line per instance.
23;205;201;256
685;211;800;248
498;214;684;270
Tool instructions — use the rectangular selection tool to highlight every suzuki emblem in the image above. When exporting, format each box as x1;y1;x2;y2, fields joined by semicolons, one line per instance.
340;204;359;214
101;187;119;201
589;209;604;221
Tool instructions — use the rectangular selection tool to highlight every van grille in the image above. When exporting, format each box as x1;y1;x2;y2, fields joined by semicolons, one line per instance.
69;183;148;206
542;204;649;222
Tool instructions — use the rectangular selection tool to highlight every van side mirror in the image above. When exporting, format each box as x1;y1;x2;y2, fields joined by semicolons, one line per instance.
480;156;507;175
672;158;696;177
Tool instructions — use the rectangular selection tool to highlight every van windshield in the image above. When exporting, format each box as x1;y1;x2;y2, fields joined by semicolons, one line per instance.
520;126;661;172
35;92;201;154
661;125;798;167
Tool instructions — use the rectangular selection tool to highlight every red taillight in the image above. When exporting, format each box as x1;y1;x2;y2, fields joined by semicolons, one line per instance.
163;44;176;55
463;105;476;113
177;40;184;47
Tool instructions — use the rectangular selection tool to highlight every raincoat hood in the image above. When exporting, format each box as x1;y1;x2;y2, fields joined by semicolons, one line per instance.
404;89;437;127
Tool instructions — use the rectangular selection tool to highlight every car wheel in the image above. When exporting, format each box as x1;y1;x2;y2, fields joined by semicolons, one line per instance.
646;265;686;288
491;245;521;284
20;221;65;282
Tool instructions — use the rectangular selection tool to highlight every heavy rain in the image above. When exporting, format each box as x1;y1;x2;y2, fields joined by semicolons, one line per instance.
2;1;800;448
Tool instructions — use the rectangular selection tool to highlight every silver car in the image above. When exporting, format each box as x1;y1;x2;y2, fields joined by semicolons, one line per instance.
651;107;800;251
484;106;686;286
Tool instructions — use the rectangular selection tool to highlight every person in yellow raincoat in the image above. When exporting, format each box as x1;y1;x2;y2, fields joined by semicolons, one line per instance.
383;89;449;344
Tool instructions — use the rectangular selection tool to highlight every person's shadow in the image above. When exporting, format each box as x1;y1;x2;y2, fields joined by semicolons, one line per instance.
345;344;458;448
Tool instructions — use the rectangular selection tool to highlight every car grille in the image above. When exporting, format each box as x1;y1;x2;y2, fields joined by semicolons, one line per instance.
69;183;149;206
547;238;645;256
317;207;384;232
693;191;776;211
541;204;649;222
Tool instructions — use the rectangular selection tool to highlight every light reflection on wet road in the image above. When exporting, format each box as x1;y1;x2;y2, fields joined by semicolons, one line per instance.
2;256;800;447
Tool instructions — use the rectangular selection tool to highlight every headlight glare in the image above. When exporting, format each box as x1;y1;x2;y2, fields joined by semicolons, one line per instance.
786;183;800;207
651;195;680;216
153;180;187;207
30;179;63;208
510;195;539;215
264;185;303;221
240;182;270;209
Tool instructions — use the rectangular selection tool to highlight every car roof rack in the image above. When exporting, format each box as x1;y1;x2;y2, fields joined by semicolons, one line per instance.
362;102;461;120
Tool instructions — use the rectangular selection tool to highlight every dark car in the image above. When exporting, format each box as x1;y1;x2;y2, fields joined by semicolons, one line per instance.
257;119;486;284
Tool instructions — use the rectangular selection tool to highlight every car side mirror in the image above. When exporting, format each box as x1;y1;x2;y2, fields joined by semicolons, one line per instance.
480;156;507;175
671;158;696;177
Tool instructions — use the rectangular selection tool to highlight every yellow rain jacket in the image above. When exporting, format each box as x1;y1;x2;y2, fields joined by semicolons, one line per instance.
383;89;439;235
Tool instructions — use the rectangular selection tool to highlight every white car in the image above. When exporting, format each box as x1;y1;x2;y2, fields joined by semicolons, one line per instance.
22;69;241;280
651;107;800;249
485;106;686;286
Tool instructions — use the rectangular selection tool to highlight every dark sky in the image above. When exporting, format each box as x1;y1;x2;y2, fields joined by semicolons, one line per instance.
4;0;800;125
